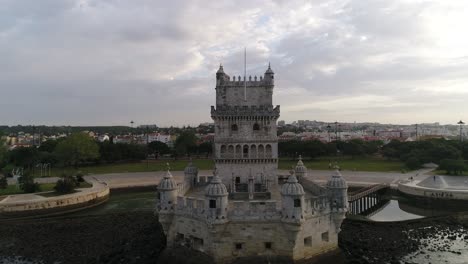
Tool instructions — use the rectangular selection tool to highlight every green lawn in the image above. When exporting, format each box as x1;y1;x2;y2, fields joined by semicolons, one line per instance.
0;183;55;196
49;159;215;177
279;156;405;172
43;156;404;177
433;170;468;176
0;182;92;196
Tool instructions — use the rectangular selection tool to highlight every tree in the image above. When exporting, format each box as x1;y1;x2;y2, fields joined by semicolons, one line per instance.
0;175;7;189
54;133;100;167
18;173;40;193
174;131;197;156
439;159;466;175
148;141;170;155
0;132;7;167
38;139;61;153
405;156;422;170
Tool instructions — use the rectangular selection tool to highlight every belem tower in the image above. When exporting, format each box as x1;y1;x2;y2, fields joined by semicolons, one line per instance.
156;64;348;263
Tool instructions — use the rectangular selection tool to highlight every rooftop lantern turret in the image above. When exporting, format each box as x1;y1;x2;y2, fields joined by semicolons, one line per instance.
264;62;274;85
158;163;178;211
294;155;307;179
281;169;305;222
326;165;348;211
205;167;229;223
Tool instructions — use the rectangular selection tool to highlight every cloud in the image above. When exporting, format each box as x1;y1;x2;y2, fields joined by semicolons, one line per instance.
0;0;467;126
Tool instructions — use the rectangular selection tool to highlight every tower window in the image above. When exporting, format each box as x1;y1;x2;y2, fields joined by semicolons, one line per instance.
294;199;301;208
209;199;216;208
235;243;243;250
265;242;272;249
231;124;238;131
243;145;249;158
304;236;312;246
253;123;260;131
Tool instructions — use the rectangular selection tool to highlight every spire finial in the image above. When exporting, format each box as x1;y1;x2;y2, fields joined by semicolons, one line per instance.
166;162;170;171
298;155;302;161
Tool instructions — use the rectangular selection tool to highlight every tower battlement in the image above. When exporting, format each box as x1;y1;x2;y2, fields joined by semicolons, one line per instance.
215;65;274;107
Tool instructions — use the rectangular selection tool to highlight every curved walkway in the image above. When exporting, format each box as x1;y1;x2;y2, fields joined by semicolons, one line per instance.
398;174;468;200
0;177;110;217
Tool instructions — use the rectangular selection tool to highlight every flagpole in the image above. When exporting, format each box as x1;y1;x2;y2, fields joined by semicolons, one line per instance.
244;47;247;102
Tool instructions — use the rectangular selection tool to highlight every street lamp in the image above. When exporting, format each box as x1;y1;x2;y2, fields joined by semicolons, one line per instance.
326;124;331;143
334;121;338;141
457;120;465;142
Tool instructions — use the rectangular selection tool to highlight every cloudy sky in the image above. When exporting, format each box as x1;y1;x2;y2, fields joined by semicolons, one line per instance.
1;0;468;126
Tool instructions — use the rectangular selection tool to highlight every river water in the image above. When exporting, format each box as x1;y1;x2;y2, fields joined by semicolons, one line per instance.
2;191;468;264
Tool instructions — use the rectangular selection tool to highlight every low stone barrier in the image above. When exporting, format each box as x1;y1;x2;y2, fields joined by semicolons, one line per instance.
398;181;468;200
0;178;110;218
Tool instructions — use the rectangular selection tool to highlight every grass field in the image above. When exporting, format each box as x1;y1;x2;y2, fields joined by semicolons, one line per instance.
279;156;405;172
44;156;405;177
49;159;215;177
433;170;468;176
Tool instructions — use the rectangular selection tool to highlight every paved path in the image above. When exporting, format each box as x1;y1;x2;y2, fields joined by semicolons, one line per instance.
6;168;434;190
34;169;434;189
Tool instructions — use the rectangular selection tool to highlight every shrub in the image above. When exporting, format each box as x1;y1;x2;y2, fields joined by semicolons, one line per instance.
0;176;7;189
54;174;77;194
75;172;85;183
1;164;15;177
18;173;41;193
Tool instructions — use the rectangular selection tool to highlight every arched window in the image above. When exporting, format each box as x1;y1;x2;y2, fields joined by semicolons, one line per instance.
235;145;242;158
231;124;238;131
228;145;234;159
258;144;264;158
253;123;260;131
243;145;249;158
250;145;257;159
265;144;272;158
220;145;227;158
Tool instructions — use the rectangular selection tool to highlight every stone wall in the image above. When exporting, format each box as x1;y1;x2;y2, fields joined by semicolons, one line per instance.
0;181;109;217
398;181;468;200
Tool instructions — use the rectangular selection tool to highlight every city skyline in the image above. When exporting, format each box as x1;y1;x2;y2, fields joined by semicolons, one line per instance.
1;1;468;126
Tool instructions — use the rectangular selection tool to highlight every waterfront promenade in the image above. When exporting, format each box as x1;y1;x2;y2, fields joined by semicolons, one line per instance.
29;168;432;189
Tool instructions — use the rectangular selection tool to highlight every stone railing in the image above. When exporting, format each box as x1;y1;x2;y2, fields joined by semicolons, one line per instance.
174;196;206;219
228;200;280;221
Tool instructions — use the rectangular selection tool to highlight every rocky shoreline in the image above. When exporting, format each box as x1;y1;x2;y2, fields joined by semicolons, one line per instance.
1;211;467;264
339;215;468;264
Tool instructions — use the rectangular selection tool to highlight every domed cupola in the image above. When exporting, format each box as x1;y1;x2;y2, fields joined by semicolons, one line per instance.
184;159;199;175
326;167;348;189
205;167;229;223
205;168;228;197
294;155;307;179
281;171;305;196
159;165;177;191
327;165;348;211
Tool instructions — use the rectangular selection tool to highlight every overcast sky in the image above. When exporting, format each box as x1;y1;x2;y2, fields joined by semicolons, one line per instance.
1;0;468;126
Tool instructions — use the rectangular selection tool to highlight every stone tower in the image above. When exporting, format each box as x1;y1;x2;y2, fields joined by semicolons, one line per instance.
211;64;280;194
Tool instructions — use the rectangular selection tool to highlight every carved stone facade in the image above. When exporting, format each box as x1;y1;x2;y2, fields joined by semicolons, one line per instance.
156;65;348;263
